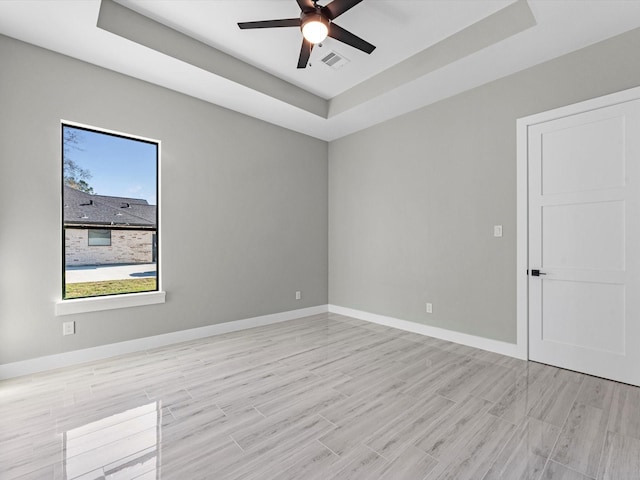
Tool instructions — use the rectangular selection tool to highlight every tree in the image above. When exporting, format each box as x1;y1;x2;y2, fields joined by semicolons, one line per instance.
63;128;94;194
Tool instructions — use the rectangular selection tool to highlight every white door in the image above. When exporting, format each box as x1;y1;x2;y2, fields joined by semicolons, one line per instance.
528;98;640;386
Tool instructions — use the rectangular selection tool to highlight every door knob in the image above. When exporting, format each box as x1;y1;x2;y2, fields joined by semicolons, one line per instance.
530;269;546;276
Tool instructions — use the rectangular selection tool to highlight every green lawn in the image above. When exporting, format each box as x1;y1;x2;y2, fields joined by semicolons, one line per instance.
65;278;157;299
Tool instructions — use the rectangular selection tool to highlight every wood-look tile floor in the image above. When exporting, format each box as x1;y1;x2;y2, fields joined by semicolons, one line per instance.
2;313;640;480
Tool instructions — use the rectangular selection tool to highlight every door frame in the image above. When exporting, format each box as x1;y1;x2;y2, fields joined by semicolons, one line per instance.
515;85;640;361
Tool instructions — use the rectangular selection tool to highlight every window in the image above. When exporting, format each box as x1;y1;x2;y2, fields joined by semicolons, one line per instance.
88;229;111;246
62;123;159;302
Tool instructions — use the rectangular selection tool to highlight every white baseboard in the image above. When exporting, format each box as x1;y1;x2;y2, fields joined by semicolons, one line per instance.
0;305;329;380
0;303;523;380
329;305;524;359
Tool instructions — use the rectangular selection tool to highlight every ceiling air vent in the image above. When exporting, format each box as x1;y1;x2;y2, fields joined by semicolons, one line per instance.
320;51;349;69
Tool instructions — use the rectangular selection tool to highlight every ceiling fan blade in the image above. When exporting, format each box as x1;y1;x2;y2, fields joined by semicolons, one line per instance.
297;38;314;69
238;18;301;29
323;0;363;20
327;23;375;54
296;0;316;12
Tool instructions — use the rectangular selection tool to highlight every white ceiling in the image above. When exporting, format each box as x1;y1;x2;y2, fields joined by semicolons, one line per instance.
1;0;640;141
118;0;514;99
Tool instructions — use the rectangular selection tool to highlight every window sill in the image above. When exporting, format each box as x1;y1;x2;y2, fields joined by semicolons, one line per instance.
55;291;166;316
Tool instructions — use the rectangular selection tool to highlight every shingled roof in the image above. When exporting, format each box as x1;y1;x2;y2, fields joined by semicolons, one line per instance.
63;185;156;228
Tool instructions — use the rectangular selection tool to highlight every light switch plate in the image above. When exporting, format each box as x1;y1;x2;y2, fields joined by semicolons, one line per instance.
493;225;503;237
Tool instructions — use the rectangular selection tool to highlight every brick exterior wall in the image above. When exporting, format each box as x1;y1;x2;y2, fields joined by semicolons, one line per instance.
65;229;154;266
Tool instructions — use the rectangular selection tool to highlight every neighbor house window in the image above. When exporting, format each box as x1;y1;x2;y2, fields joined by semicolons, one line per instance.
88;229;111;246
62;123;159;300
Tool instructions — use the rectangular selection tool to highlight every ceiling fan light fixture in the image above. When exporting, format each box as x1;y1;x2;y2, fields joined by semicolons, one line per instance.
301;13;329;44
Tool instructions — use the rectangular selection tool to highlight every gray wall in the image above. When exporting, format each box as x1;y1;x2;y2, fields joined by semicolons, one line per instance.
0;35;328;365
4;25;640;367
329;27;640;343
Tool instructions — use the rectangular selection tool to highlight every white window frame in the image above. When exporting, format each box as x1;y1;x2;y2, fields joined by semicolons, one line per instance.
56;120;165;316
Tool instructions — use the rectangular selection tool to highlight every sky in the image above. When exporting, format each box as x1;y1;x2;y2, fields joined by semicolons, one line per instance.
64;125;158;205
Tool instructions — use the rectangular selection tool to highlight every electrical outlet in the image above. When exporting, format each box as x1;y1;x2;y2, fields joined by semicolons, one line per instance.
295;291;301;300
63;321;75;336
426;303;433;314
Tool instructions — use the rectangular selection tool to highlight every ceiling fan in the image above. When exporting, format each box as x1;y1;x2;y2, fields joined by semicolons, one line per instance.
238;0;375;69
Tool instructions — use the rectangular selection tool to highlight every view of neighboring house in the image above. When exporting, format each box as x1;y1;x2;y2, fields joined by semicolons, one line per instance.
63;185;157;266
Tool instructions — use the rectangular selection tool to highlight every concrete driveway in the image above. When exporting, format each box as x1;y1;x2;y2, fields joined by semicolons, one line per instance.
65;263;157;283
